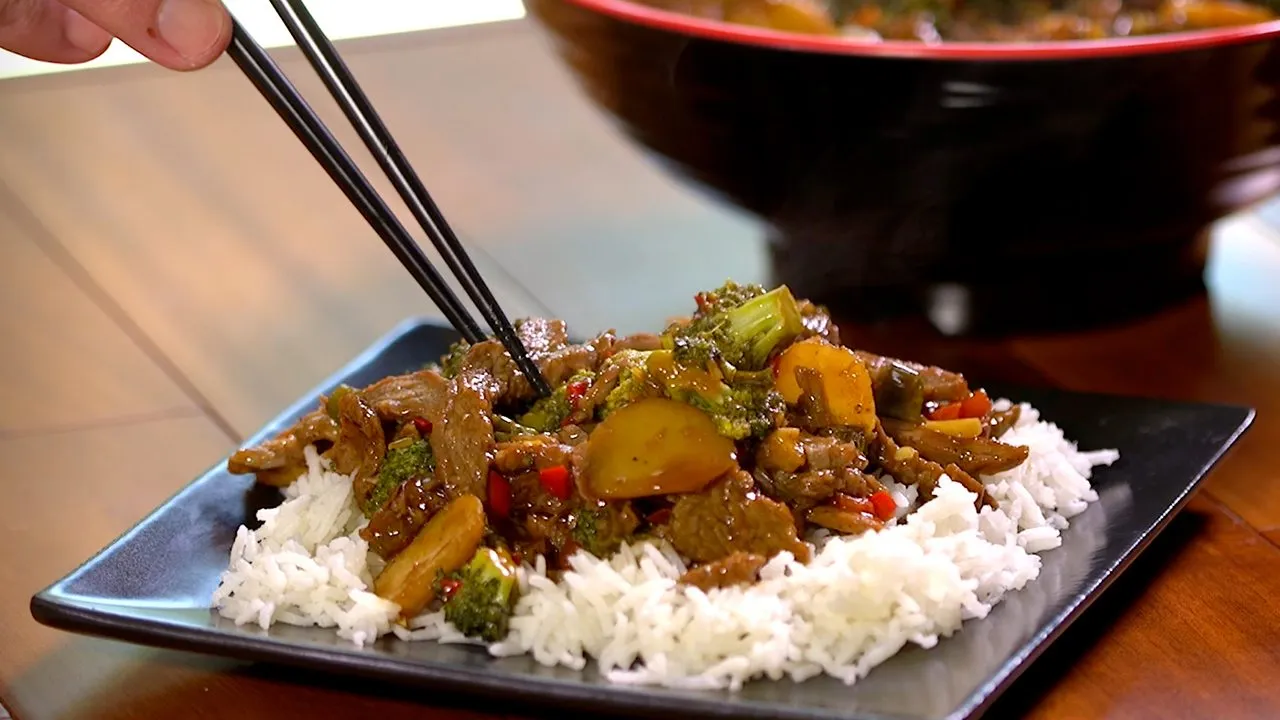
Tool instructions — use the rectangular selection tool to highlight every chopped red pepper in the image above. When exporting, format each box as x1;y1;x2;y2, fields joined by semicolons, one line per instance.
646;508;672;525
538;464;573;500
694;292;709;313
488;470;511;518
927;401;963;421
439;577;462;601
959;389;992;419
511;550;524;566
565;379;589;413
412;416;433;436
833;493;875;516
869;490;898;521
770;354;782;379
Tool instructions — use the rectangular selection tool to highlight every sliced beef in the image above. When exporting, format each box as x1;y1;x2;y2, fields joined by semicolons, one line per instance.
755;428;877;517
492;435;574;474
679;552;768;592
434;370;499;500
330;391;386;507
669;470;810;564
797;299;841;346
987;405;1022;438
459;338;600;405
565;362;621;425
852;350;970;403
227;408;339;486
616;332;663;351
362;369;450;426
873;423;996;509
516;317;570;358
882;419;1029;477
360;475;451;559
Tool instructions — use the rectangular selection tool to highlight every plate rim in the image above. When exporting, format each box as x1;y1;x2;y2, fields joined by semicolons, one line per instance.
28;317;1258;720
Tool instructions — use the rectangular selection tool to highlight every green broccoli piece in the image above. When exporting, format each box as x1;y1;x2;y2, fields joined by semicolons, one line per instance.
668;283;806;371
675;382;786;441
690;279;766;319
362;438;434;516
598;350;660;418
441;546;519;643
518;369;595;432
595;348;782;440
439;340;471;378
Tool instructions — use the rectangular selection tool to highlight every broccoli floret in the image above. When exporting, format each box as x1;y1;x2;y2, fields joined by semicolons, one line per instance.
691;280;766;318
441;546;519;643
363;438;434;516
596;348;782;439
598;350;660;418
439;340;471;378
667;283;806;371
518;369;595;431
675;382;786;441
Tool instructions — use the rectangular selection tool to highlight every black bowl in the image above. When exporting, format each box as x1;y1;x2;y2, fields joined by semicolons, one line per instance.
524;0;1280;334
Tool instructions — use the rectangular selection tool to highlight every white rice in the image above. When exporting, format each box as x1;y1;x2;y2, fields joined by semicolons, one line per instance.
211;401;1119;690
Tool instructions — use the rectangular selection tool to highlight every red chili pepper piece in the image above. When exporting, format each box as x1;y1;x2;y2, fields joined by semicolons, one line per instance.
488;470;512;517
959;389;992;419
834;493;875;516
412;416;433;435
770;354;782;379
439;578;462;601
565;379;589;411
927;401;963;421
646;508;672;525
511;550;523;566
538;464;573;500
869;490;898;521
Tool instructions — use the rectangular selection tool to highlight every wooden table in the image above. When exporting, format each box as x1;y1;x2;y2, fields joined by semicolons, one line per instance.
2;17;1279;720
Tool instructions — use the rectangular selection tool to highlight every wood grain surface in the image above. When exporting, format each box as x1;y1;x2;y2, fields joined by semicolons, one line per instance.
1;18;1278;720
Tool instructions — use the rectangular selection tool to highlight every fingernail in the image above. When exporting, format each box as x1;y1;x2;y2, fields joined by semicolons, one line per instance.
158;0;227;62
64;9;111;55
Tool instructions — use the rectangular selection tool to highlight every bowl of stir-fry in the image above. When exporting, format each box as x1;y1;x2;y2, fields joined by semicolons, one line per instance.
524;0;1280;334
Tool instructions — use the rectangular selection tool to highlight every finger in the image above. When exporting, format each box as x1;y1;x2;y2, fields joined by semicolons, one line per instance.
0;0;112;64
59;0;230;71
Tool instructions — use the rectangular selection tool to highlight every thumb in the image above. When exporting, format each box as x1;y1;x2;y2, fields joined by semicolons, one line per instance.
61;0;230;70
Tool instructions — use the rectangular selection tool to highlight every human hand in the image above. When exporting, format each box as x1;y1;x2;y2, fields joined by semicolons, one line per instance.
0;0;231;70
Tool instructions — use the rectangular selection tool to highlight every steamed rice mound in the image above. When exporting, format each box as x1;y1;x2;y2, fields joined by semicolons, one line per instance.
211;400;1119;691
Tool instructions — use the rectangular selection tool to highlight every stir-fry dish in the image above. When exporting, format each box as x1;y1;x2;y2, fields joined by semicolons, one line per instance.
226;282;1035;642
636;0;1277;42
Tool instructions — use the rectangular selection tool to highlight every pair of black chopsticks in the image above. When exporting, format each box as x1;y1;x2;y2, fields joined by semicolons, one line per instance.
225;1;552;398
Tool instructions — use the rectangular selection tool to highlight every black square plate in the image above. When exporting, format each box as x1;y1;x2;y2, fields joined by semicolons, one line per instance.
30;318;1255;720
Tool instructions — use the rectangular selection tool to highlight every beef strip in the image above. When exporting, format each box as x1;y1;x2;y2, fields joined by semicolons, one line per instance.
755;428;877;515
492;435;574;474
616;332;663;351
873;423;996;510
669;470;811;564
516;317;570;357
361;369;450;426
360;475;451;559
226;408;339;486
797;299;841;346
565;362;621;425
679;551;768;592
330;391;386;508
882;418;1029;477
852;350;970;403
434;369;499;500
460;338;600;405
987;405;1022;438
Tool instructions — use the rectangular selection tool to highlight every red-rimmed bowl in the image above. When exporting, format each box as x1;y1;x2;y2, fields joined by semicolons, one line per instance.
524;0;1280;334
